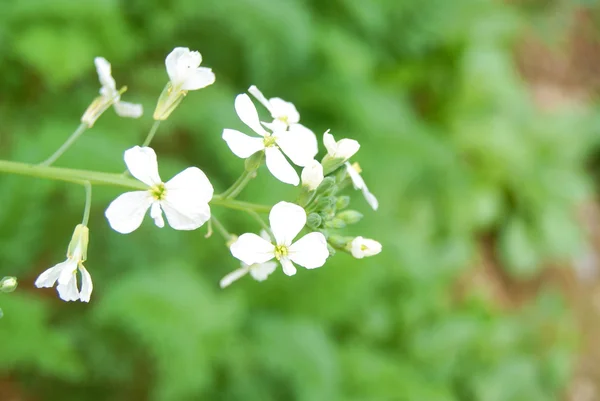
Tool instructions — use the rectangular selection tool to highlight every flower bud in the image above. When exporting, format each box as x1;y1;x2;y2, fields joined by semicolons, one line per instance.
307;213;322;229
328;234;351;248
245;151;265;172
348;236;382;259
0;276;18;293
316;177;336;195
316;196;336;212
301;160;324;191
325;218;346;229
153;82;186;120
336;196;350;210
337;210;363;225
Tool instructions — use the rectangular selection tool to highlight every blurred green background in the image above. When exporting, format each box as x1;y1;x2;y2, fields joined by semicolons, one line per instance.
2;0;600;400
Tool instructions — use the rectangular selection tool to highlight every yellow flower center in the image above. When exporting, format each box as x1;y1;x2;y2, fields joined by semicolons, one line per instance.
360;244;368;251
263;134;277;147
277;115;289;125
274;245;289;260
149;183;167;200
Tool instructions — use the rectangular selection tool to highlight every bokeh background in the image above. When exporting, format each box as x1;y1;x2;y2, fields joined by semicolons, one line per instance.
2;0;600;400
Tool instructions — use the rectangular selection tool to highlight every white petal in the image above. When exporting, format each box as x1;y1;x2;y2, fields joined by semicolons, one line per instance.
301;160;324;190
230;233;275;265
269;98;300;124
94;57;116;92
57;269;80;302
280;257;297;276
276;125;318;167
150;202;165;228
34;260;72;288
249;261;277;281
334;138;360;160
323;130;336;155
235;94;269;136
363;188;379;211
113;101;143;119
219;266;250;288
265;147;299;186
78;265;93;302
181;67;215;90
162;167;214;230
123;146;161;186
248;85;274;114
345;162;365;190
260;229;272;241
166;47;201;86
269;201;306;246
289;232;329;269
222;129;265;158
105;191;153;234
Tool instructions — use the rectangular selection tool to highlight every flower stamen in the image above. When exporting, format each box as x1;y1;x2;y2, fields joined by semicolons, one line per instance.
149;183;167;200
274;244;289;260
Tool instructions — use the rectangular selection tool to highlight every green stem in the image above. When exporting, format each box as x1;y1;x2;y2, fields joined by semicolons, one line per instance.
0;159;146;189
221;170;254;199
40;123;88;166
82;181;92;226
141;120;161;147
210;215;232;241
0;159;271;213
211;196;270;213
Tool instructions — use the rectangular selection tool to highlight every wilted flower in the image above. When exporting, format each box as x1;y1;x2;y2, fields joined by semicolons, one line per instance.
153;47;216;120
348;236;382;259
35;224;93;302
105;146;214;233
222;94;317;185
81;57;143;127
230;201;329;276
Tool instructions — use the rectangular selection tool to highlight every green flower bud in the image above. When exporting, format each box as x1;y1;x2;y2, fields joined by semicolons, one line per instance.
316;196;336;212
0;276;18;293
337;210;363;225
336;196;350;210
328;234;352;248
307;213;322;229
326;218;346;229
316;177;336;195
245;151;265;172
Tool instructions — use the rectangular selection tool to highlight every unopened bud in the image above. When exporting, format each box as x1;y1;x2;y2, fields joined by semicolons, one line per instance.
337;210;363;225
307;213;322;229
0;276;17;293
336;196;350;210
326;218;346;229
316;196;336;212
316;177;336;195
245;151;265;172
328;234;351;248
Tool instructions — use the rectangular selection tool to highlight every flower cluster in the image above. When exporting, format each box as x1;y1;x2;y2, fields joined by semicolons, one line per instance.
27;47;381;302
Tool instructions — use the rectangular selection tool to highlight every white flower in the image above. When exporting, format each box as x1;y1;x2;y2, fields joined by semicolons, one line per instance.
34;224;93;302
221;230;277;288
349;236;382;259
345;162;379;210
81;57;143;127
105;146;214;234
247;85;302;132
229;201;329;276
153;47;215;120
222;94;318;185
323;130;360;161
165;47;215;91
301;159;324;190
